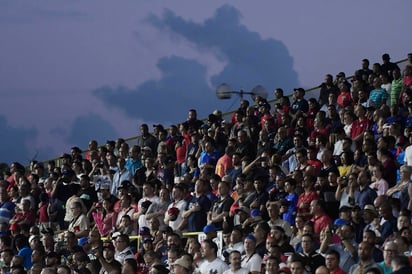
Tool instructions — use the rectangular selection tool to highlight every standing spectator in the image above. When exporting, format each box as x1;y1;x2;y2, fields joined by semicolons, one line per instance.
319;74;339;106
309;200;332;238
79;174;98;211
390;69;403;107
356;59;374;82
0;186;15;224
182;109;204;132
350;105;372;148
337;82;353;108
241;235;261;274
215;146;235;178
273;127;293;155
164;184;187;231
381;53;400;81
114;234;135;265
348;241;380;274
297;234;325;274
115;194;135;232
290;88;309;116
208;179;234;230
282;178;298;226
126;145;143;177
68;201;90;238
267;202;292;237
369;77;388;108
182;179;212;231
297;175;319;218
236;130;256;159
137;124;158;154
197;239;228;274
223;250;248;274
99;198;118;237
352;170;377;209
377;148;398;189
377;202;397;239
111;158;132;197
15;235;32;270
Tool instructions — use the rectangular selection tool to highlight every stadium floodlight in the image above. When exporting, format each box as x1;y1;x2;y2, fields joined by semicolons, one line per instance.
216;83;268;100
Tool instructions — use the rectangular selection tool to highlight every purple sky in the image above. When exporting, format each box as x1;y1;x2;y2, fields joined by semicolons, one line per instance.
0;0;410;165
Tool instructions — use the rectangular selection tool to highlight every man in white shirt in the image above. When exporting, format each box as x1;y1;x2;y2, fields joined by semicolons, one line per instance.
241;235;262;274
164;184;187;231
114;234;135;264
197;239;228;274
223;250;248;274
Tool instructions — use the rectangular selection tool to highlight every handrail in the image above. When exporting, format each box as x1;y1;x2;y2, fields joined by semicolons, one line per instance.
40;57;409;166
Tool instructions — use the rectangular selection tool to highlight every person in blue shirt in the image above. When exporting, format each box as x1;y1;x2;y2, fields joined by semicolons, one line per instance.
15;235;32;270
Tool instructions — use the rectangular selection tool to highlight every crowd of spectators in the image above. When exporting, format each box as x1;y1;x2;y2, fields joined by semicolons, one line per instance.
1;53;412;274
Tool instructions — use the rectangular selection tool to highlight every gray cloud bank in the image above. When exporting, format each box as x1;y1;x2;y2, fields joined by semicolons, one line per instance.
94;5;298;121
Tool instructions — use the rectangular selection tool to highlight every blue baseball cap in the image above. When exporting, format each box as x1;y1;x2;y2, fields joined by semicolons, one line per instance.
203;224;218;234
244;234;256;243
78;237;89;247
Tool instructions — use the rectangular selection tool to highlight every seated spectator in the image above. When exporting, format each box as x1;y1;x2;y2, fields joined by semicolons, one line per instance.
297;233;325;274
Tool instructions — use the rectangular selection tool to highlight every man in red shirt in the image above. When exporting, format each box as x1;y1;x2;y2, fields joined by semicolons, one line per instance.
350;105;371;148
215;146;235;178
310;199;332;239
325;250;346;274
297;175;319;218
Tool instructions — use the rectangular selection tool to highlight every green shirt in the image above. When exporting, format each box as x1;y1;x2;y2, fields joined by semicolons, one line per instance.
390;78;403;106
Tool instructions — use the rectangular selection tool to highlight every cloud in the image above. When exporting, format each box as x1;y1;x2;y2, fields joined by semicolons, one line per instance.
0;115;37;165
94;55;222;122
94;4;298;123
0;2;87;24
66;113;118;147
146;4;298;92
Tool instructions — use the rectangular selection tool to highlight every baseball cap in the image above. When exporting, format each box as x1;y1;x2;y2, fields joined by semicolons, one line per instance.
29;235;40;243
139;226;151;236
244;234;256;243
142;238;153;244
250;208;261;217
333;218;349;227
203;224;218;234
363;204;377;215
78;237;89;247
173;257;191;270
